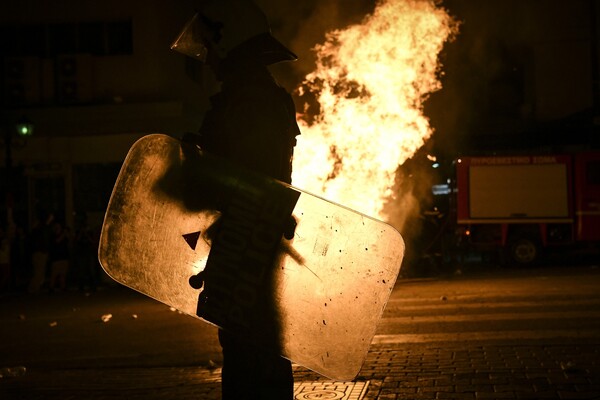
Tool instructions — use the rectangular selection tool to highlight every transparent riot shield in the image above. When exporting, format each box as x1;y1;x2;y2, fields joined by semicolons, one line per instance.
99;134;404;380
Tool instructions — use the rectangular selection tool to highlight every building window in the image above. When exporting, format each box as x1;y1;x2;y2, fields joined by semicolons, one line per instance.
79;23;105;55
107;21;133;55
0;20;133;57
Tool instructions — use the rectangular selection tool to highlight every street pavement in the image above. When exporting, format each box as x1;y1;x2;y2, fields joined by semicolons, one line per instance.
1;265;600;399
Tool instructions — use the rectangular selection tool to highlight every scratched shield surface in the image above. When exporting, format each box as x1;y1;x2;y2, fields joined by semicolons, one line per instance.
99;134;404;380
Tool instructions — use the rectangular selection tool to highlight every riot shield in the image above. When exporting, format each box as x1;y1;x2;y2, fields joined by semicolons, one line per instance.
99;134;404;380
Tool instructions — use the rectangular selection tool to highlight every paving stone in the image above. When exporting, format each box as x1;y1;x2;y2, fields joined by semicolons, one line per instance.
476;391;517;399
3;318;600;399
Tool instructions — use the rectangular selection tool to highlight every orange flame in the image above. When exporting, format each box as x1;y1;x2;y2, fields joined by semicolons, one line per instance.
292;0;458;224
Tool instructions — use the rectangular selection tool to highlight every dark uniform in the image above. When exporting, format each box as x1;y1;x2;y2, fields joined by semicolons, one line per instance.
194;38;300;400
198;61;299;184
173;2;300;397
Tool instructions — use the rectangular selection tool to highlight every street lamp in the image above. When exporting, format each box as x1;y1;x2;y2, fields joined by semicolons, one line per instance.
2;116;33;168
16;118;34;137
2;116;33;232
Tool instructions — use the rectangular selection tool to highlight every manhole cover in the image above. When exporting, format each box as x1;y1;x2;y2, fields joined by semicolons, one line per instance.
294;381;369;400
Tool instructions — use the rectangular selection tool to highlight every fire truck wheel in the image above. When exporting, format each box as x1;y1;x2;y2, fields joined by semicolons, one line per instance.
507;236;541;266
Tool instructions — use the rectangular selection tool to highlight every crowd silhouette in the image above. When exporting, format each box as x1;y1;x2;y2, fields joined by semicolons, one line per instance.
0;211;101;296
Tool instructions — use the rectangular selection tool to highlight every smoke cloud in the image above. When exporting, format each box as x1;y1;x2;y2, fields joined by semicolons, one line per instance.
256;0;377;90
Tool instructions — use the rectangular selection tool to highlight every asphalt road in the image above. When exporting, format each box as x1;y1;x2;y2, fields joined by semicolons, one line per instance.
1;264;600;399
379;264;600;343
1;285;222;370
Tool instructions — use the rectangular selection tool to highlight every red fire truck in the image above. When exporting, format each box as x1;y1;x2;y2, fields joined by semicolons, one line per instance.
452;152;600;265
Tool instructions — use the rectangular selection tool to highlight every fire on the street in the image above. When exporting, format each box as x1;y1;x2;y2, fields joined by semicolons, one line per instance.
292;0;458;226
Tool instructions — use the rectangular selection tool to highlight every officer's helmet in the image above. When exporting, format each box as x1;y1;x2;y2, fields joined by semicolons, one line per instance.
171;0;296;65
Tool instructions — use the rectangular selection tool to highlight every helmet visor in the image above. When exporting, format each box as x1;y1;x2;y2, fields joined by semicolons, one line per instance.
171;13;209;62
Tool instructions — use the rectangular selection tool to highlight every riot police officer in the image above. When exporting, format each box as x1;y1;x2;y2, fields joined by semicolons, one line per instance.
172;1;300;398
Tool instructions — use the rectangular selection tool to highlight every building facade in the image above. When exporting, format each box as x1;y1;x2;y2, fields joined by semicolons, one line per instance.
1;0;207;230
1;0;599;233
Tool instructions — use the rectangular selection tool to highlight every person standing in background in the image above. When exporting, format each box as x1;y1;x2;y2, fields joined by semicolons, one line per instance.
0;224;11;294
49;221;71;293
28;211;53;293
74;214;99;292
